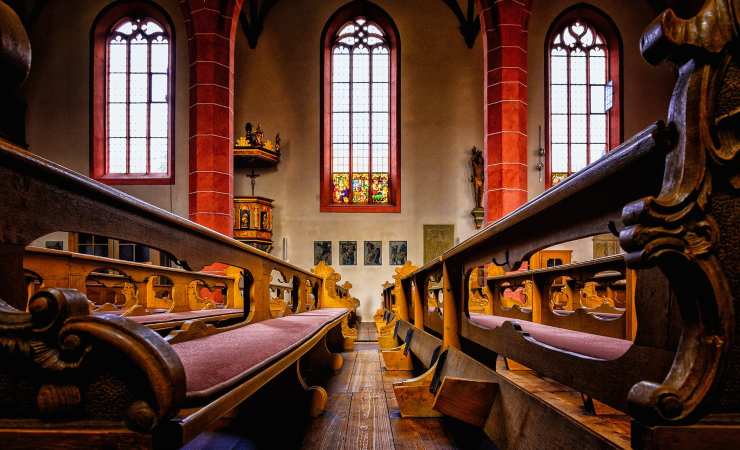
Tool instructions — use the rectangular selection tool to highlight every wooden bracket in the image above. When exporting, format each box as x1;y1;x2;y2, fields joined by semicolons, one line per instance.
432;376;498;427
296;359;328;418
381;345;415;371
392;363;443;418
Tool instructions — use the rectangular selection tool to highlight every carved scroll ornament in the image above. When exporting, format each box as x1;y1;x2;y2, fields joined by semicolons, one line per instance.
621;0;740;424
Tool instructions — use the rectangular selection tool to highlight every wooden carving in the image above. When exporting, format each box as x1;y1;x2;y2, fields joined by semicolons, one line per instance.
621;0;740;424
470;147;485;229
0;288;185;430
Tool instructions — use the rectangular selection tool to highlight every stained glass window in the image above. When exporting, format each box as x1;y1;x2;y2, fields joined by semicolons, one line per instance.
106;17;170;176
548;20;610;185
330;17;391;205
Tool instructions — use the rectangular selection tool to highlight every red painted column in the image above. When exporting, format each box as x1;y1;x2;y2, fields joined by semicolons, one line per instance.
180;0;244;235
478;0;531;223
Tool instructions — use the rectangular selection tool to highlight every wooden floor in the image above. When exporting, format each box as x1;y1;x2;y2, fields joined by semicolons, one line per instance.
187;322;496;449
300;322;496;450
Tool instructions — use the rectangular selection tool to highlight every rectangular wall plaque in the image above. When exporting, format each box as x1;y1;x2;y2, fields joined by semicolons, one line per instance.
423;225;454;264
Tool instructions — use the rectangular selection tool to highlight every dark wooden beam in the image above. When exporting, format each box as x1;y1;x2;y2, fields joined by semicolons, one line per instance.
239;0;279;49
441;0;479;49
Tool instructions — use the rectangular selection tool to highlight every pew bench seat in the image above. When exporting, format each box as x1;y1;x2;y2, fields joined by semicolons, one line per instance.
469;313;631;360
173;308;349;405
129;308;244;329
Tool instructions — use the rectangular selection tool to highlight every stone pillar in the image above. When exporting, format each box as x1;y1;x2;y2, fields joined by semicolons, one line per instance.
179;0;244;235
478;0;531;222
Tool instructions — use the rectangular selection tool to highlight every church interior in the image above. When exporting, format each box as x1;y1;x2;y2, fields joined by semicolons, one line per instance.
0;0;739;448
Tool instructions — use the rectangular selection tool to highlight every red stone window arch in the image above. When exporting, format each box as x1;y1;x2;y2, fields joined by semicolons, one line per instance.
545;5;622;187
321;1;400;212
91;1;175;185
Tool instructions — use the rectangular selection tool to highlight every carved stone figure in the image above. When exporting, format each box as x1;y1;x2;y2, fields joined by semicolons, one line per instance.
470;146;485;228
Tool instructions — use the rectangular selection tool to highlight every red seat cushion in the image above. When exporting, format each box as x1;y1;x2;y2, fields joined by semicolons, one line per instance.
294;308;348;319
172;310;345;405
129;308;243;325
468;313;631;360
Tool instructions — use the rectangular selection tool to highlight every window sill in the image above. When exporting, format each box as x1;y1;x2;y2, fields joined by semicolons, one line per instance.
93;174;175;186
320;203;400;213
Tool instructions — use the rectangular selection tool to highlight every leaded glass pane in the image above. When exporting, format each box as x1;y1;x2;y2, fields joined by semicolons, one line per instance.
372;143;389;172
353;144;369;172
590;55;606;84
570;49;586;84
371;173;389;203
130;39;148;73
152;74;167;102
332;173;350;203
551;115;568;143
372;113;389;143
570;115;587;143
552;144;568;172
352;48;369;82
129;103;147;137
151;42;169;73
590;143;606;162
332;49;350;82
129;138;147;172
352;112;369;142
352;82;369;111
333;143;349;172
332;113;349;143
108;103;127;137
352;173;369;203
129;73;148;102
108;73;127;103
590;114;606;143
372;83;389;111
590;85;605;113
570;85;587;113
551;85;568;114
150;138;167;173
108;138;127;173
150;103;168;137
109;41;127;72
332;83;350;112
571;144;588;171
550;55;567;84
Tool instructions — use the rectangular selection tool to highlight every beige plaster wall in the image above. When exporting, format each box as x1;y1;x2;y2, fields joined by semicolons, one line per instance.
526;0;676;198
23;0;190;218
233;0;485;320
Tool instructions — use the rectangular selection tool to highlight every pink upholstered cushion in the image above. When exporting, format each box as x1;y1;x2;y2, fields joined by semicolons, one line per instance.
129;308;243;325
294;308;348;319
468;313;631;360
173;311;344;404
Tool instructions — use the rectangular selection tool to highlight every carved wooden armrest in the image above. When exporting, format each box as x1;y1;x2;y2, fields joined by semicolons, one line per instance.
0;288;185;433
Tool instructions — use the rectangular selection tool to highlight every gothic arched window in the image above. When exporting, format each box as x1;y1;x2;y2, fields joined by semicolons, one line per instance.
321;2;400;212
546;6;621;187
92;2;174;184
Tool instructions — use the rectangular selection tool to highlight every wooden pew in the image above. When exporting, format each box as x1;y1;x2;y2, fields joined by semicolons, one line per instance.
0;25;348;445
311;262;361;349
382;2;740;448
23;246;247;332
377;261;418;349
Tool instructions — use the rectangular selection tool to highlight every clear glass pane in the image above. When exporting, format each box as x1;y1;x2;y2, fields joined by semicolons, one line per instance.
570;50;586;84
570;85;587;114
372;51;389;82
130;41;148;73
115;20;134;35
590;143;606;162
366;37;383;46
108;103;127;138
352;82;369;111
590;85;605;113
130;103;148;137
372;113;388;143
108;73;127;103
150;103;168;137
144;20;163;35
352;49;369;82
332;83;350;112
352;112;369;142
550;55;567;84
551;114;568;143
333;49;350;82
571;144;588;171
372;82;389;112
150;138;167;173
108;138;126;173
332;143;349;172
551;84;568;114
372;143;389;172
151;74;167;102
590;55;606;84
108;42;127;73
367;24;383;35
151;43;169;73
130;73;148;102
129;138;147;173
332;113;350;143
338;24;356;36
581;28;594;46
551;143;568;172
352;143;369;172
570;115;587;143
590;114;606;143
